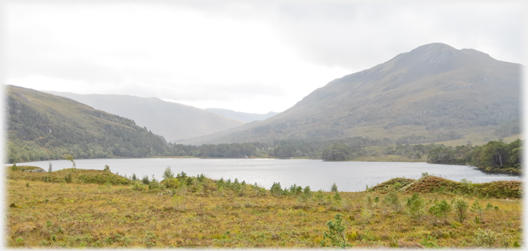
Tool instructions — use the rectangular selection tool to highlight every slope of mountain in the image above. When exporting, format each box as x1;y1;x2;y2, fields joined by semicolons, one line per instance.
205;108;278;123
44;92;245;143
6;85;169;163
183;43;521;145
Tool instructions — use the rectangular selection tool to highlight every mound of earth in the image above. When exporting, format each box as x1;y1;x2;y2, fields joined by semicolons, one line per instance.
370;177;415;193
401;176;457;193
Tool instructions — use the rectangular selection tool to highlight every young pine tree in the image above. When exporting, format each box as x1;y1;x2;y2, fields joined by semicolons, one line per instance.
321;214;351;248
163;166;174;180
452;197;469;223
331;183;338;192
406;193;425;221
471;199;484;222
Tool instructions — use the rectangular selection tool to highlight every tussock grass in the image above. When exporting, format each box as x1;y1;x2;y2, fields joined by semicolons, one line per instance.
6;168;522;248
370;177;415;193
371;175;522;199
8;166;132;185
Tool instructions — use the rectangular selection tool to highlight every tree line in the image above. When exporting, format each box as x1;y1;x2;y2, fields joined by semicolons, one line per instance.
8;118;522;177
427;139;522;175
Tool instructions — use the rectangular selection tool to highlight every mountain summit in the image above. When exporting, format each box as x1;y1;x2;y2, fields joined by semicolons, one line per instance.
184;43;521;144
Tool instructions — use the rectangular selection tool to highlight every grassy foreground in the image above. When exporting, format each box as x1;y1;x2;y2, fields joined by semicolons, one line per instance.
6;166;523;248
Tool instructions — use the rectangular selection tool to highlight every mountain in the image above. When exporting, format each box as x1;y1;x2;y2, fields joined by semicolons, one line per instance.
205;108;278;123
183;43;521;145
6;85;169;163
44;92;245;143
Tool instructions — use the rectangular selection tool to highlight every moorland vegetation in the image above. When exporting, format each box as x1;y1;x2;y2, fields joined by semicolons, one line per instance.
7;165;522;248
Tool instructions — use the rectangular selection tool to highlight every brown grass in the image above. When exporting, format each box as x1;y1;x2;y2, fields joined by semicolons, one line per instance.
6;169;523;248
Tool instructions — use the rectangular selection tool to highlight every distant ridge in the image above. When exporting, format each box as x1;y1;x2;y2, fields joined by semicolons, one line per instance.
206;108;278;123
182;43;521;145
44;92;245;143
6;85;169;162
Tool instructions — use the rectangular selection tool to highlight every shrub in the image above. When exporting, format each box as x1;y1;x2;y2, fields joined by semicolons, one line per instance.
321;214;351;248
270;182;282;197
142;175;150;185
144;231;158;248
256;186;267;197
163;166;174;180
197;173;205;183
233;178;240;192
104;165;110;172
315;190;324;202
361;208;373;224
438;199;451;223
62;154;76;169
486;202;493;210
173;195;185;210
428;203;440;223
461;178;475;194
291;185;303;196
471;199;484;221
65;173;72;183
303;186;312;197
384;191;402;213
473;228;497;248
365;195;373;208
452;197;469;223
333;192;341;202
149;179;161;190
176;171;187;180
331;183;338;192
185;177;193;187
406;193;425;221
162;178;180;189
132;182;148;191
420;235;439;248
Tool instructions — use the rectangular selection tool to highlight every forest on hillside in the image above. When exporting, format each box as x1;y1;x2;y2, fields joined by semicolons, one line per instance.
6;85;170;163
9;130;522;176
426;139;522;175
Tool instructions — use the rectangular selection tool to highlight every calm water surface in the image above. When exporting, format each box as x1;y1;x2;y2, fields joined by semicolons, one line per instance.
16;158;521;192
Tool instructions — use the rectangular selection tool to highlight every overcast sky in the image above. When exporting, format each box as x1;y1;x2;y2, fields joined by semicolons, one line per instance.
3;1;525;114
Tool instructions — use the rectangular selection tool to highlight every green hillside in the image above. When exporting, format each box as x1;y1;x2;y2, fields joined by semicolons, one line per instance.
6;85;169;163
183;43;521;145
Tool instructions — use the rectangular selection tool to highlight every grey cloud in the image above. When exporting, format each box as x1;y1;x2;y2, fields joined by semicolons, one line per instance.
9;57;123;83
6;1;523;112
273;3;523;70
162;83;284;102
106;80;285;103
170;2;523;70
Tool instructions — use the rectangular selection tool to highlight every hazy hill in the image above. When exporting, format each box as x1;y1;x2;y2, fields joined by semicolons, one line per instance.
44;92;245;142
6;85;169;162
205;108;278;123
184;43;521;145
